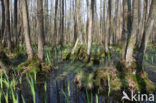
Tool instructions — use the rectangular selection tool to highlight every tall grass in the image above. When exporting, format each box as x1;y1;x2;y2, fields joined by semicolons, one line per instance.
61;90;69;103
86;89;90;103
21;95;26;103
44;82;47;103
26;74;36;103
107;73;111;96
96;94;99;103
85;89;94;103
4;91;8;103
11;89;18;103
0;74;3;89
46;50;52;66
0;90;2;103
67;81;70;97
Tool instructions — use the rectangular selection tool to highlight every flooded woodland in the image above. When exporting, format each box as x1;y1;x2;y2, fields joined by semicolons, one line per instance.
0;0;156;103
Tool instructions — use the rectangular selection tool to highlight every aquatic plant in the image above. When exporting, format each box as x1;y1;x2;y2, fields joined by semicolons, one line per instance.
11;89;18;103
0;74;3;89
61;89;69;103
67;81;70;97
33;68;37;82
44;82;47;103
96;94;99;103
0;90;2;103
26;74;36;103
46;50;52;66
86;89;90;103
107;73;111;96
4;91;8;103
21;95;26;103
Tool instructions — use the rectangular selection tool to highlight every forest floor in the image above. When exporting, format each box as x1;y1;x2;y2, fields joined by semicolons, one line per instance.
0;43;156;103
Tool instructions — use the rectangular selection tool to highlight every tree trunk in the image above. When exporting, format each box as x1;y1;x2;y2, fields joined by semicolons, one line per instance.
0;0;5;43
54;0;58;47
121;0;128;60
125;0;138;67
4;0;12;51
87;0;94;55
14;0;18;47
21;0;33;60
60;0;64;46
104;0;110;53
37;0;45;61
137;0;156;72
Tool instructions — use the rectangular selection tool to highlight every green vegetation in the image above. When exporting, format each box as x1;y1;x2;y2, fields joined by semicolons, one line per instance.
0;43;155;102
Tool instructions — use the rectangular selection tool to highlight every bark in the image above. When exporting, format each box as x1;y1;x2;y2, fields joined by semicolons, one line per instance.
21;0;33;60
4;0;12;50
121;0;128;60
104;0;110;53
86;0;89;44
14;0;18;46
125;0;139;66
137;0;156;72
0;0;5;42
54;0;58;46
37;0;45;61
60;0;64;46
87;0;94;55
74;0;78;43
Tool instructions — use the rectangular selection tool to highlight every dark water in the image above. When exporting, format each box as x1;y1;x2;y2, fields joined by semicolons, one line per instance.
19;50;156;103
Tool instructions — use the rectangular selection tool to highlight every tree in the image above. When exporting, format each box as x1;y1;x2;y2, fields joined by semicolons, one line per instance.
87;0;94;55
137;0;156;72
21;0;33;60
125;0;139;67
104;0;110;53
4;0;12;50
121;0;128;60
54;0;58;46
14;0;18;46
0;0;5;42
37;0;45;61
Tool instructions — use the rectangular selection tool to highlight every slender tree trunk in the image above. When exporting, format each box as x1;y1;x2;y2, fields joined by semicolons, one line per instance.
86;0;89;44
54;0;58;46
37;0;44;61
60;0;64;46
104;0;110;53
21;0;33;60
0;0;5;43
121;0;128;61
74;0;78;43
137;0;156;72
4;0;12;50
87;0;94;55
14;0;18;47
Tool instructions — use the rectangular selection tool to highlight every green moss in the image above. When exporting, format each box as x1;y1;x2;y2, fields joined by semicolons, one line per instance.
76;65;156;94
16;56;51;74
111;79;121;91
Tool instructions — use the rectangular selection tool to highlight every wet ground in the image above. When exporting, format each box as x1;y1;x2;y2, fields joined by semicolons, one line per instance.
11;45;156;103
